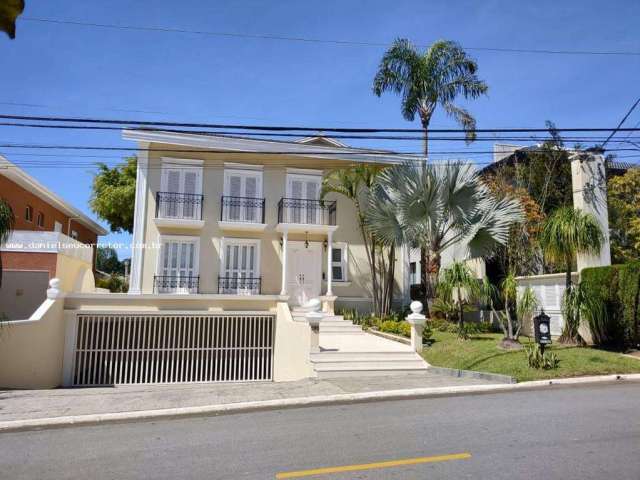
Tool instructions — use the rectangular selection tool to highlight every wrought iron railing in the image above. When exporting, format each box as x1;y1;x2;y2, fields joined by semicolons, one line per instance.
155;192;204;220
277;198;337;225
220;196;266;224
218;276;262;295
153;275;200;294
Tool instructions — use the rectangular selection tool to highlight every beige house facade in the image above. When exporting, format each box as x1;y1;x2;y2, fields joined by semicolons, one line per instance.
125;130;417;312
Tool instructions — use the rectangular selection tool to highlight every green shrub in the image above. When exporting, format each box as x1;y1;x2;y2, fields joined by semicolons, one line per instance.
96;275;128;293
581;262;640;348
525;344;560;370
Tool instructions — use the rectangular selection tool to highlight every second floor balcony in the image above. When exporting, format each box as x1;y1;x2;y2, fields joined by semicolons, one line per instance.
153;274;200;294
154;192;204;230
219;196;267;232
277;198;337;234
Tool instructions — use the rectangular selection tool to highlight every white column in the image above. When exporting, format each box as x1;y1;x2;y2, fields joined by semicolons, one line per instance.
406;301;426;353
571;152;611;270
128;142;149;294
326;231;333;296
280;231;288;295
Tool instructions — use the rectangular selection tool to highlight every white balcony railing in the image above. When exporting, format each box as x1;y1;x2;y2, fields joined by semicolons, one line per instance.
1;230;94;264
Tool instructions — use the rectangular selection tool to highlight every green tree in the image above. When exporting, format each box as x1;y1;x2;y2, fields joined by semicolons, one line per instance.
321;165;394;315
373;38;488;302
539;206;604;344
0;0;24;39
366;161;523;316
607;168;640;263
0;199;15;287
438;261;481;337
96;246;124;275
90;157;137;233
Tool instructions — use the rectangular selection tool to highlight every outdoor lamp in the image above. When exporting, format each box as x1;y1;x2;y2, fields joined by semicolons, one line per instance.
533;310;552;353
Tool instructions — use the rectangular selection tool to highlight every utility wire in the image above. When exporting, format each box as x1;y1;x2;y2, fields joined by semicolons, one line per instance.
22;17;640;57
601;96;640;148
1;113;640;134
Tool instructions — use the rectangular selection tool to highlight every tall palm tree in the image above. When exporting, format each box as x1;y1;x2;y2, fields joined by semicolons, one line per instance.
373;39;488;300
373;38;488;158
366;161;523;316
539;206;603;343
0;199;15;288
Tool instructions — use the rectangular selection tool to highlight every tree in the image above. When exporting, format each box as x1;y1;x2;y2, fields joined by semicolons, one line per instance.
366;161;523;316
539;206;604;344
90;157;137;233
607;168;640;263
321;165;394;315
438;261;480;337
0;0;24;39
96;246;124;275
373;38;488;303
0;199;15;287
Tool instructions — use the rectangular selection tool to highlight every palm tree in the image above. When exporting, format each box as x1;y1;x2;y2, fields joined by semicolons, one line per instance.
373;39;488;300
373;38;488;159
0;198;15;288
321;165;390;314
539;206;603;343
366;161;523;316
439;261;481;337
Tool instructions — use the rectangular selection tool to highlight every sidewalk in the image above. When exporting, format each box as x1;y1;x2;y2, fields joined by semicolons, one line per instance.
0;371;497;423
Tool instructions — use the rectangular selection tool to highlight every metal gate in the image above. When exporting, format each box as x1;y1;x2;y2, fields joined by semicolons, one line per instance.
70;313;274;386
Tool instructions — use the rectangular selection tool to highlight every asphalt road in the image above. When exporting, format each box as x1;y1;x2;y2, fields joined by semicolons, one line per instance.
1;383;639;479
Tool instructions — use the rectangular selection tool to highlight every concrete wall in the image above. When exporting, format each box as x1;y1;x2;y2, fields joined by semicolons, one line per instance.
0;270;48;320
273;302;313;381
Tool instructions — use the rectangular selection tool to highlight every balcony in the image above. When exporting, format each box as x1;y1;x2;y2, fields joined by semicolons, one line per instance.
153;275;200;294
154;192;205;230
276;198;338;234
218;196;267;232
218;276;262;295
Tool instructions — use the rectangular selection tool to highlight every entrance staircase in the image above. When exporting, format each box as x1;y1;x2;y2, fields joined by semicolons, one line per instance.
291;308;428;378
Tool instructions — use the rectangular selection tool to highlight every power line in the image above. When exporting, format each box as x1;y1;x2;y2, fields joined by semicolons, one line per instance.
22;17;640;57
1;113;640;134
601;96;640;148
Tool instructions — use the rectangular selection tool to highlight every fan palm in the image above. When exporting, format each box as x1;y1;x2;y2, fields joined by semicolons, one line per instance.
373;38;488;158
366;161;523;315
0;199;16;288
539;206;603;343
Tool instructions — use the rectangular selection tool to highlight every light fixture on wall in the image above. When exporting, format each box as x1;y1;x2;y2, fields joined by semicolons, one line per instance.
304;232;309;249
279;237;283;249
323;239;328;251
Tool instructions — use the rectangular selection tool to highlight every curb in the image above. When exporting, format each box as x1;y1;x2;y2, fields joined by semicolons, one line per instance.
1;374;639;433
426;366;516;384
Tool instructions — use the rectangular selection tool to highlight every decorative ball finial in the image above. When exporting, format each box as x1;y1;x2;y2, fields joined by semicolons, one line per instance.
410;301;423;314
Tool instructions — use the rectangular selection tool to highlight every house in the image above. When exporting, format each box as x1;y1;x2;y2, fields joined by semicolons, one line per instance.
0;155;107;319
124;129;419;312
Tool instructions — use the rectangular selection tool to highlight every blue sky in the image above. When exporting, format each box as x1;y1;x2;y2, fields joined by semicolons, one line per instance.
1;0;639;259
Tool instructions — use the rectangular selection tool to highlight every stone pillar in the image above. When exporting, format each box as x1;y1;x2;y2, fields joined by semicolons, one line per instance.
128;142;149;294
305;298;324;353
280;231;288;296
571;152;611;270
326;230;333;296
406;300;426;353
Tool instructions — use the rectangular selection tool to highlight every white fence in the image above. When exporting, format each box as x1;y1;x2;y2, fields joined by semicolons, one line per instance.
67;313;275;386
516;273;578;336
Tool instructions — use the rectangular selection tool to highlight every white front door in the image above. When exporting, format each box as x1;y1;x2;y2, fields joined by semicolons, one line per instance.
158;240;199;293
221;240;260;295
287;242;322;305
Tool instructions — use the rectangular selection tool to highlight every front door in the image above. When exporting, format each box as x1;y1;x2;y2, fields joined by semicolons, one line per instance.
287;242;322;305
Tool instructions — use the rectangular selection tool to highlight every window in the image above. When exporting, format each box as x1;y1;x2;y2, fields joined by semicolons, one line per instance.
25;205;33;222
159;161;203;219
223;167;263;223
156;236;200;293
70;230;79;240
36;212;45;228
220;238;261;294
331;243;348;282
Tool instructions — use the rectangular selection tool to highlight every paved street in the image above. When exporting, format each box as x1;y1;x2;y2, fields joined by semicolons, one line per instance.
1;383;638;479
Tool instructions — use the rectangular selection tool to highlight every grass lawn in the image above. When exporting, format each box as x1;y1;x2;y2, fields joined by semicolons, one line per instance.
422;331;640;382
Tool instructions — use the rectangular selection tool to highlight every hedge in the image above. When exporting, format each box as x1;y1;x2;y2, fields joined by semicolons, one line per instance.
580;262;640;348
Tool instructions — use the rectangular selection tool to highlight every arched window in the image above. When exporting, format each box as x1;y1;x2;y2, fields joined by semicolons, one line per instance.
36;212;45;227
25;205;33;222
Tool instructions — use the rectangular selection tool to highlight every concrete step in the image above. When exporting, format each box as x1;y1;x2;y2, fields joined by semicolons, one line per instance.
315;367;428;378
310;351;419;362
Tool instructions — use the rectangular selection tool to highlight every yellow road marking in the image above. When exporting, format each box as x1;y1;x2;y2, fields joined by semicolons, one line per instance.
275;452;472;479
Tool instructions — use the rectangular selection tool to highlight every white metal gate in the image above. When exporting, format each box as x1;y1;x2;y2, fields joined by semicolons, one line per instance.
70;313;274;386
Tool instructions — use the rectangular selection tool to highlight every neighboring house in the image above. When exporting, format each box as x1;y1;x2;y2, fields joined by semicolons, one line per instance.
124;130;421;311
0;155;107;319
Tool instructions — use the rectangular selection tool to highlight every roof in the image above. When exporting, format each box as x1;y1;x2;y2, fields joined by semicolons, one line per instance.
0;155;108;235
122;129;424;165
